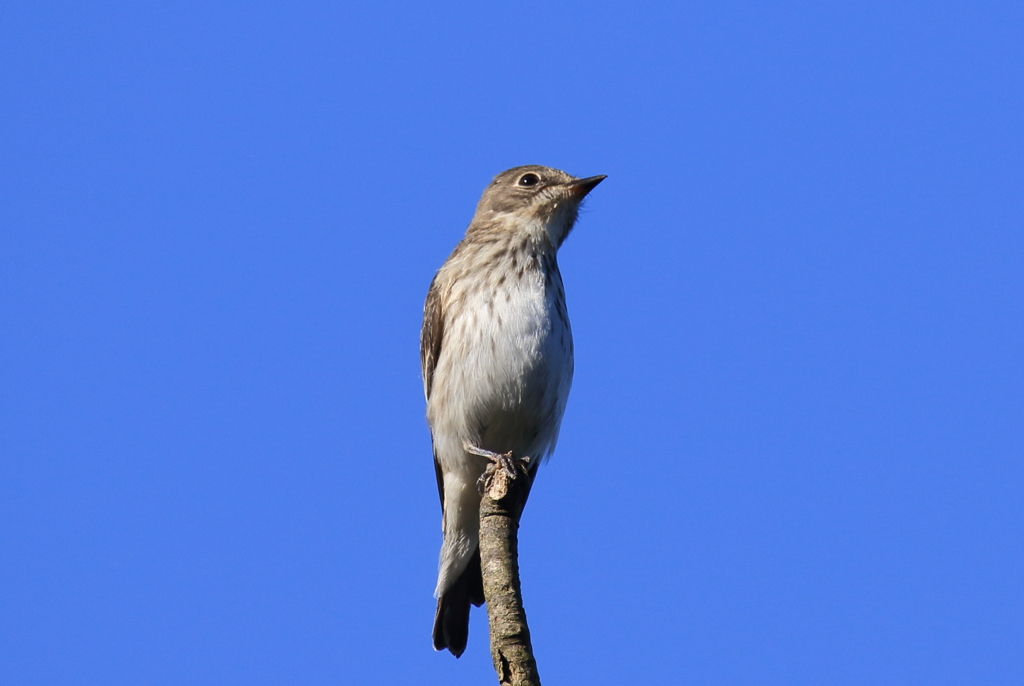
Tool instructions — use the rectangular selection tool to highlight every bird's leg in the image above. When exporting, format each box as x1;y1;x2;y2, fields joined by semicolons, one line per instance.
464;442;532;494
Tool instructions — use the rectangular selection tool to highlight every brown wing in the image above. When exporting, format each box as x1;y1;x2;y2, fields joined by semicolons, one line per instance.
420;273;445;401
421;273;446;509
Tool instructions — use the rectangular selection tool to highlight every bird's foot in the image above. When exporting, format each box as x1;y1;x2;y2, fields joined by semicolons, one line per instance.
464;442;531;495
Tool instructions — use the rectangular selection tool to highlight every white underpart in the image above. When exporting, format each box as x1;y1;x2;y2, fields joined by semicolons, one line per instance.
428;217;574;598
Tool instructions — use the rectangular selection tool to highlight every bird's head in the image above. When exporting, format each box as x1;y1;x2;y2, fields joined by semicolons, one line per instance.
470;165;606;248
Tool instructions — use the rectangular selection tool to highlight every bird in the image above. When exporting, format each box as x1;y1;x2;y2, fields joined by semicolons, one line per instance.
420;165;605;657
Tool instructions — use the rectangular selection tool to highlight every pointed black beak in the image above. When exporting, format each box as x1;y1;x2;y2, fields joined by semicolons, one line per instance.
565;174;607;198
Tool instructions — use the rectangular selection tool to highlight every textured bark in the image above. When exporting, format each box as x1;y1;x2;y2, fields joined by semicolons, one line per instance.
478;455;541;686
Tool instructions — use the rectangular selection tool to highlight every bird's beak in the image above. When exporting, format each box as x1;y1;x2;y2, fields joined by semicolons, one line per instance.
565;175;607;199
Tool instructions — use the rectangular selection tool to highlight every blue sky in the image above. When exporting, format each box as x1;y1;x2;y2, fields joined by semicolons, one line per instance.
2;2;1022;684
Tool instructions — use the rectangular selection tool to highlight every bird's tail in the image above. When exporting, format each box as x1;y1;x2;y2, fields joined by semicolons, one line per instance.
432;547;485;657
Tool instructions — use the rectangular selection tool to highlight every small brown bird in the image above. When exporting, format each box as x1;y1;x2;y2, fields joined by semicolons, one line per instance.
421;165;605;657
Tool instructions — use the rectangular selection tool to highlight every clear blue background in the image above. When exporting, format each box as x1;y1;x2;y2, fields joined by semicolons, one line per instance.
2;2;1022;684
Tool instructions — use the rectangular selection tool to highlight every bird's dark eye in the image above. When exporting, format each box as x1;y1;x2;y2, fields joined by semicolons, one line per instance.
518;173;540;187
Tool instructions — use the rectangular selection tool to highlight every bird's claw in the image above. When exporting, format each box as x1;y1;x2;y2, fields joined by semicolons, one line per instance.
465;442;531;493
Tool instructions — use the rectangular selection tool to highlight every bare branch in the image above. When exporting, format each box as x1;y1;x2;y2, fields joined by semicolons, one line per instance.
478;454;542;686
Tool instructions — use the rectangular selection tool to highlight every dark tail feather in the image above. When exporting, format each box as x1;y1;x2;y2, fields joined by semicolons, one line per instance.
432;547;485;657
